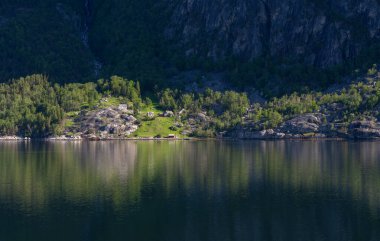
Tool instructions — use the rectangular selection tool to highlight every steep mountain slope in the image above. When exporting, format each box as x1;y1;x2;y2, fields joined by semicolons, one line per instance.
163;0;380;92
88;0;172;87
166;0;380;67
1;0;380;92
0;0;97;83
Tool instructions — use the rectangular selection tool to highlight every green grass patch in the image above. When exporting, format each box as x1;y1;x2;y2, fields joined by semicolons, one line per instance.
139;103;163;115
134;117;183;138
66;111;80;118
97;97;124;109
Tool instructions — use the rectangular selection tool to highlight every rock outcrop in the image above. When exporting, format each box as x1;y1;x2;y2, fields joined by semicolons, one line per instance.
69;105;139;139
280;114;323;134
0;136;30;141
166;0;380;68
163;110;174;117
348;120;380;139
229;112;380;140
230;128;286;139
3;0;380;86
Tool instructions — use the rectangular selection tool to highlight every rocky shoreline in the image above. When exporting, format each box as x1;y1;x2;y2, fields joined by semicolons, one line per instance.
2;113;380;141
2;111;380;141
1;136;378;142
228;114;380;140
2;102;380;142
45;113;380;141
0;136;31;141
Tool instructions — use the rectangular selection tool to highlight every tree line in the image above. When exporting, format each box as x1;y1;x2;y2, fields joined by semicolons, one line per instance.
0;75;141;137
1;70;380;138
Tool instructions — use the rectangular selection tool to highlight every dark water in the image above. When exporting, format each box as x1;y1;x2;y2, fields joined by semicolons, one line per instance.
0;141;379;241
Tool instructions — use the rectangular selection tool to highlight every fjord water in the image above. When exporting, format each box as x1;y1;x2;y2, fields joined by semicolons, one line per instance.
0;141;379;241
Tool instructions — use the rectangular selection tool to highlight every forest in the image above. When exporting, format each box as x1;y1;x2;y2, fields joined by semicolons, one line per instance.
0;70;379;138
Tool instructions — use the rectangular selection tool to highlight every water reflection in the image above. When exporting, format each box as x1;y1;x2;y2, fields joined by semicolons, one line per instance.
0;140;379;241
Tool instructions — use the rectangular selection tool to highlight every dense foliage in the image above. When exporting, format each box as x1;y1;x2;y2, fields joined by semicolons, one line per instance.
0;1;95;83
156;88;249;136
0;0;173;88
0;74;141;137
0;75;64;137
1;67;380;138
89;0;172;89
247;71;380;130
57;82;100;112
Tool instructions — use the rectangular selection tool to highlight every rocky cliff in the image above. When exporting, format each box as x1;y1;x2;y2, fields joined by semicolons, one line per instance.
166;0;380;67
1;0;380;89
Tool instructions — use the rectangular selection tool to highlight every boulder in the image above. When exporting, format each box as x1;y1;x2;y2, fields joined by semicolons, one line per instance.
87;134;100;141
348;121;380;139
179;109;186;116
164;110;174;117
117;104;129;113
125;115;137;123
147;112;155;118
280;114;322;134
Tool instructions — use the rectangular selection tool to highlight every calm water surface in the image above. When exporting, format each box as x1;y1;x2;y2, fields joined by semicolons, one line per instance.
0;140;379;241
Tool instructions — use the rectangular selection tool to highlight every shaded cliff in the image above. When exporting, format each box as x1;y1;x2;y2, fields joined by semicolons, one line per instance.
1;0;380;92
166;0;380;67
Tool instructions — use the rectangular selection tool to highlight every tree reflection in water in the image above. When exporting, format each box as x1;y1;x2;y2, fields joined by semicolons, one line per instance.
0;140;379;241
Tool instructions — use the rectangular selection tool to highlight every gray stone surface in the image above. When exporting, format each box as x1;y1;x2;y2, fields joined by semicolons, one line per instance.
72;107;139;139
280;114;322;134
348;121;380;139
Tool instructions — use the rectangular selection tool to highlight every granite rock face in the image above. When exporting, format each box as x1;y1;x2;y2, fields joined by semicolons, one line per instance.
2;0;380;84
70;105;139;139
232;128;286;139
348;120;380;139
280;114;323;134
166;0;380;68
229;115;380;140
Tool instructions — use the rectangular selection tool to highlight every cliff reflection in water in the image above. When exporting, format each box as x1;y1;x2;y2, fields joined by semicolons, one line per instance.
0;140;379;241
